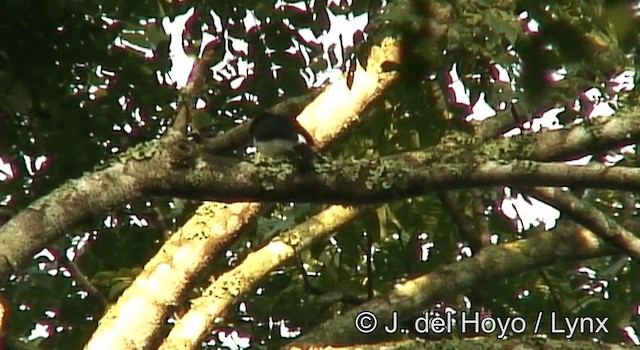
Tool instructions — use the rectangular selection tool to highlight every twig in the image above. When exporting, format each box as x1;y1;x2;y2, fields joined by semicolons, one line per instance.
437;192;476;248
171;42;220;135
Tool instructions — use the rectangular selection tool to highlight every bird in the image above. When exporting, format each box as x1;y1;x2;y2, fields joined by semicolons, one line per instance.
249;112;318;173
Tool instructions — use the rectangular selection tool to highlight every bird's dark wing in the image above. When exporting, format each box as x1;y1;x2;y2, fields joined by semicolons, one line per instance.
249;112;316;146
249;112;296;143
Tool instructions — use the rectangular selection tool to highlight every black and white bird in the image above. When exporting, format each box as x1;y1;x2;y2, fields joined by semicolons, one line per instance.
249;112;318;172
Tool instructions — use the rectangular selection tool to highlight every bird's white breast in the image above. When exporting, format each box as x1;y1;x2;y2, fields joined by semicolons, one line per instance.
254;138;298;157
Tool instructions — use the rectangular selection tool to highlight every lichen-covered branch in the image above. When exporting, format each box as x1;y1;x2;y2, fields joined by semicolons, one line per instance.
530;187;640;259
85;201;262;349
286;224;614;347
159;205;364;349
0;132;189;280
162;156;640;204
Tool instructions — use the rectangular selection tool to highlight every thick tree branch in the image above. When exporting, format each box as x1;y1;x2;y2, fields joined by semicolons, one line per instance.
530;187;640;259
159;205;365;349
86;201;262;349
286;225;614;347
4;146;640;281
0;131;190;279
160;156;640;203
469;107;640;163
525;108;640;161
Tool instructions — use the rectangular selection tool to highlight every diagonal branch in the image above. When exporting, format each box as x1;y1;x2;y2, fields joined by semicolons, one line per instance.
465;106;640;164
86;201;262;349
171;40;219;135
523;108;640;162
286;223;614;347
159;205;365;349
0;132;190;279
437;192;478;248
529;187;640;259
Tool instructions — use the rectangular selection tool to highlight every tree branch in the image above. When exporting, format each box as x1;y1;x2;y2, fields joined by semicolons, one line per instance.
525;108;640;161
85;201;262;349
0;132;190;279
437;192;477;247
161;156;640;203
286;225;614;347
159;205;364;349
172;40;219;135
529;187;640;259
5;149;640;281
